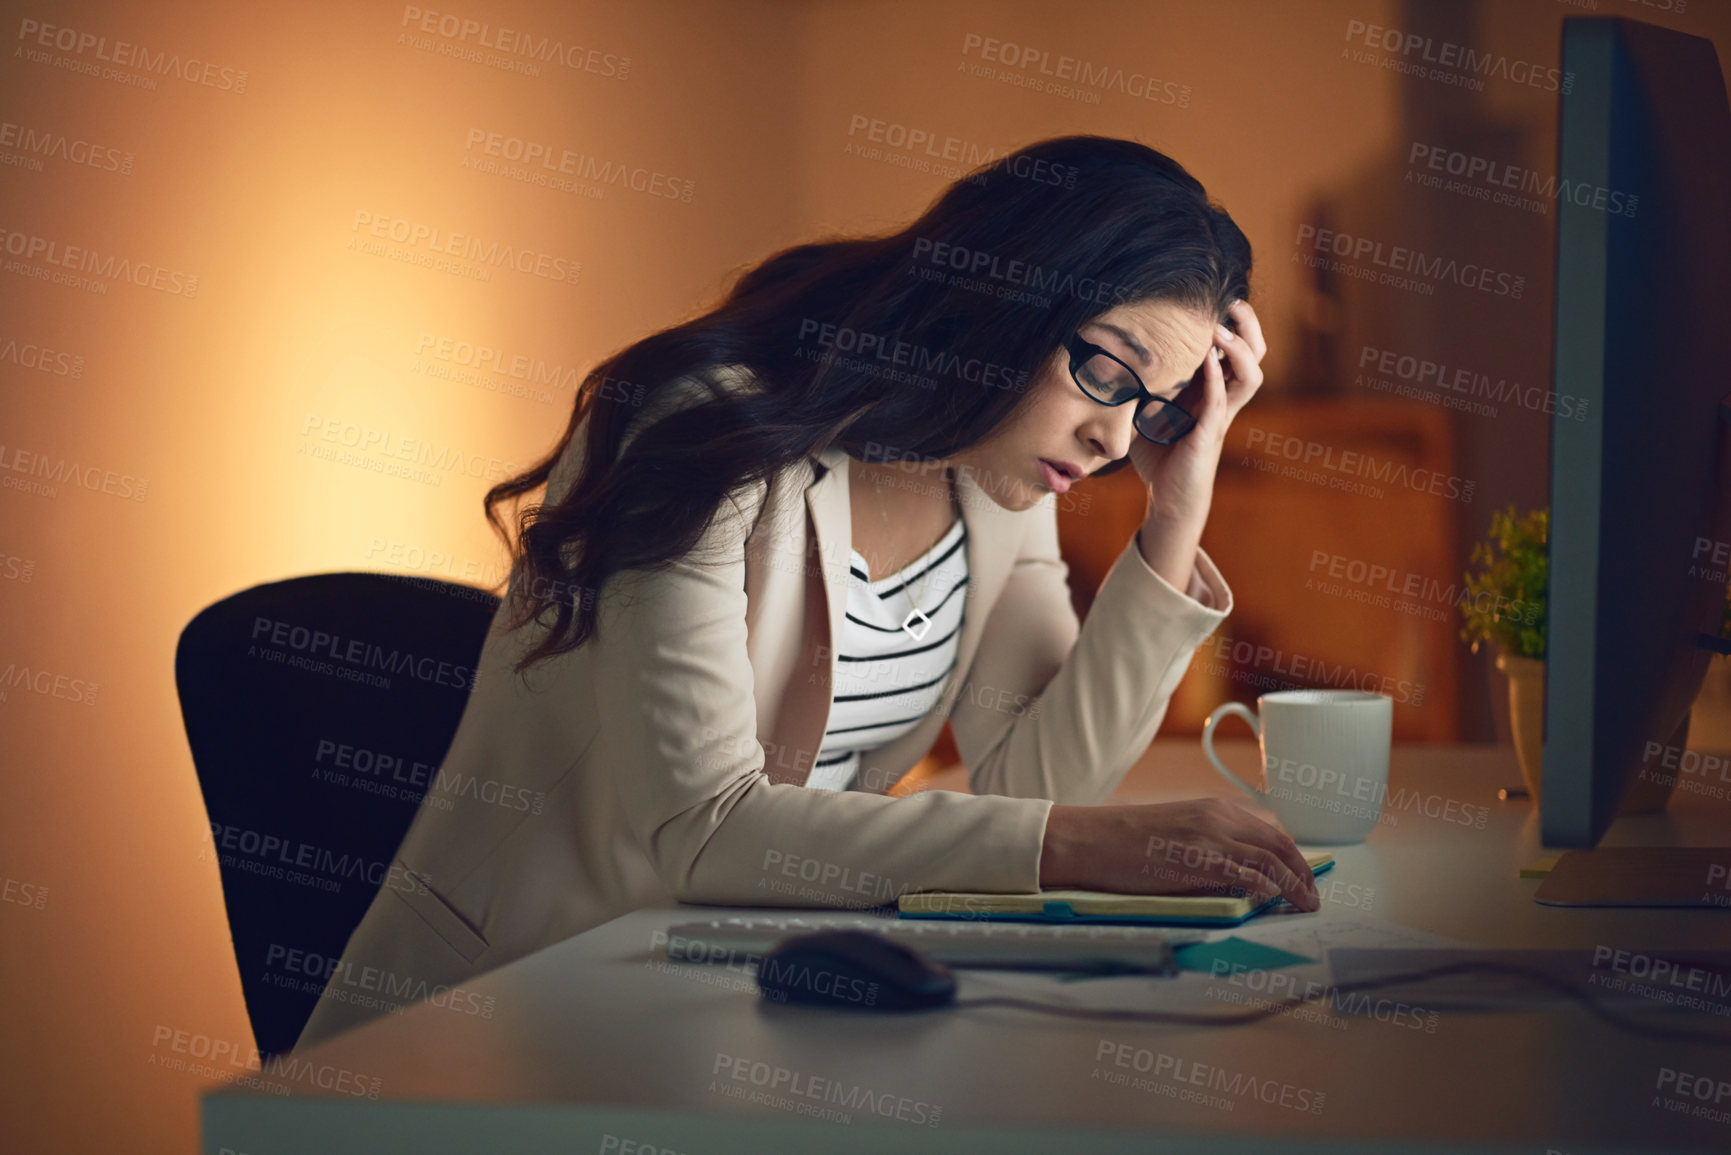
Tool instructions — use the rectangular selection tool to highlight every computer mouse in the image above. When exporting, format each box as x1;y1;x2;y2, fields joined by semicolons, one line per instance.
757;930;957;1012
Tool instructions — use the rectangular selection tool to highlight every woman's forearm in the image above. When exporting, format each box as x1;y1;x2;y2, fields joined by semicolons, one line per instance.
1136;508;1208;594
1038;804;1087;888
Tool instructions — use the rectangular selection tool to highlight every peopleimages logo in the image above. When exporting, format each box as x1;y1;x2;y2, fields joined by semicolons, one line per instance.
1200;633;1426;707
1243;426;1475;503
463;128;693;202
795;318;1028;392
149;1025;381;1097
1294;224;1524;299
0;333;85;378
1356;344;1588;422
0;659;98;705
711;1052;943;1127
399;6;630;78
15;17;250;92
845;113;1001;167
298;413;523;485
249;614;482;691
959;32;1192;106
0;119;133;174
756;955;880;1007
1208;959;1440;1032
311;736;548;815
1266;756;1489;829
349;211;580;285
204;821;429;896
1093;1039;1327;1114
1406;142;1637;218
1593;946;1731;1002
415;332;575;386
910;238;1134;307
0;442;149;501
266;942;498;1019
0;226;198;297
758;848;908;904
1653;1067;1731;1126
1342;19;1571;94
1304;548;1540;629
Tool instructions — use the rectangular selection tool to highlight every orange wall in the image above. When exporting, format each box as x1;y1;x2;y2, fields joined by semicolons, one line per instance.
3;2;1726;1152
784;0;1402;392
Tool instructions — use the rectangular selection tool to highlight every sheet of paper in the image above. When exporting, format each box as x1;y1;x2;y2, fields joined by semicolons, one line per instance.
949;915;1475;1017
1228;912;1469;964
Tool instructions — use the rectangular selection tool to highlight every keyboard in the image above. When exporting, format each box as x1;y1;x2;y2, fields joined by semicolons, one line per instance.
658;915;1207;974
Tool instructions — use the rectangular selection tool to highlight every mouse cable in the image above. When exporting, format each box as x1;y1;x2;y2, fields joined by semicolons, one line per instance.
954;959;1731;1047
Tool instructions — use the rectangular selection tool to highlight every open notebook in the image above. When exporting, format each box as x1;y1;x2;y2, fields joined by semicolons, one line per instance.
898;853;1335;928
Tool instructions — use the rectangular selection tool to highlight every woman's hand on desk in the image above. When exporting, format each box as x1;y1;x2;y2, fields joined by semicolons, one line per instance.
1038;797;1320;911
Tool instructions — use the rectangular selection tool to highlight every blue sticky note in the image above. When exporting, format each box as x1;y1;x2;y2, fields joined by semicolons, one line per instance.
1174;936;1317;973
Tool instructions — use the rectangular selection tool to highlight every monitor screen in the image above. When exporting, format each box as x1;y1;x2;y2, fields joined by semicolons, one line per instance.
1544;17;1731;846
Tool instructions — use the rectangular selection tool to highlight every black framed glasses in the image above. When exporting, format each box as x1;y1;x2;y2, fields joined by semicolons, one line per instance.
1064;332;1198;445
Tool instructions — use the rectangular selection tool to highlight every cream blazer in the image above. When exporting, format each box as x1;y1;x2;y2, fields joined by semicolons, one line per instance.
294;364;1233;1050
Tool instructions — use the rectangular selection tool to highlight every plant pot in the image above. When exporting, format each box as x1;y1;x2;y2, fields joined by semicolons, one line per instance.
1497;651;1546;802
1496;650;1681;814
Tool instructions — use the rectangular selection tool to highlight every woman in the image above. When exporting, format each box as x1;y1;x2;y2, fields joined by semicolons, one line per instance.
295;134;1318;1051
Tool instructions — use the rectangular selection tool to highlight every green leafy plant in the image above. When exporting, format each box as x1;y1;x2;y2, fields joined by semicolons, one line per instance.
1459;504;1548;660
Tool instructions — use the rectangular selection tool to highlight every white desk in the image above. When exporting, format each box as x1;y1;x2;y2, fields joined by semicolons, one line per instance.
203;741;1731;1154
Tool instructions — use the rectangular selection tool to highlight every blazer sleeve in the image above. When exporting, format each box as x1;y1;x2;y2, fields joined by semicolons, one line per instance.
588;472;1056;908
950;499;1234;805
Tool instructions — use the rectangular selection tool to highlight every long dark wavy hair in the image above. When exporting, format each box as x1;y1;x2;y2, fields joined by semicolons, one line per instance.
484;134;1252;673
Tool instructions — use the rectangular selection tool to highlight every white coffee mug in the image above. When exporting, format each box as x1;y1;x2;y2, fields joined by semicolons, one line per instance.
1201;689;1394;844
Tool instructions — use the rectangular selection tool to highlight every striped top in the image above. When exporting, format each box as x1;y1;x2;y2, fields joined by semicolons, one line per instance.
805;517;969;792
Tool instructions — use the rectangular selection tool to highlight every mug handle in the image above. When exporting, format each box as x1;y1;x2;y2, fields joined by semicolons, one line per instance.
1202;702;1265;801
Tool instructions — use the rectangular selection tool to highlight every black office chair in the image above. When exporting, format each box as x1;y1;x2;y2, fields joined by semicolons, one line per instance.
174;572;500;1056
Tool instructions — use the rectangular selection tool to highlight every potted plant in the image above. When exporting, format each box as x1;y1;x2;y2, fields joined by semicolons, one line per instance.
1459;504;1678;812
1459;505;1549;800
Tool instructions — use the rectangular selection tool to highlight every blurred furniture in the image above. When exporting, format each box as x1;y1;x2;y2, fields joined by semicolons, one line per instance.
174;574;498;1055
1058;397;1460;742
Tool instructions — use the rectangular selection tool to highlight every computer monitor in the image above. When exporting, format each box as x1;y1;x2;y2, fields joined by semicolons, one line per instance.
1543;17;1731;862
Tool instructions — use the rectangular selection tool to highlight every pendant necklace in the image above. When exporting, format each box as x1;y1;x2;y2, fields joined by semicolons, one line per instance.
870;464;949;642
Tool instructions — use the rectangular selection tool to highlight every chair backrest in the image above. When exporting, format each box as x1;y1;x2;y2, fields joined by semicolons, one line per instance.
174;572;500;1056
